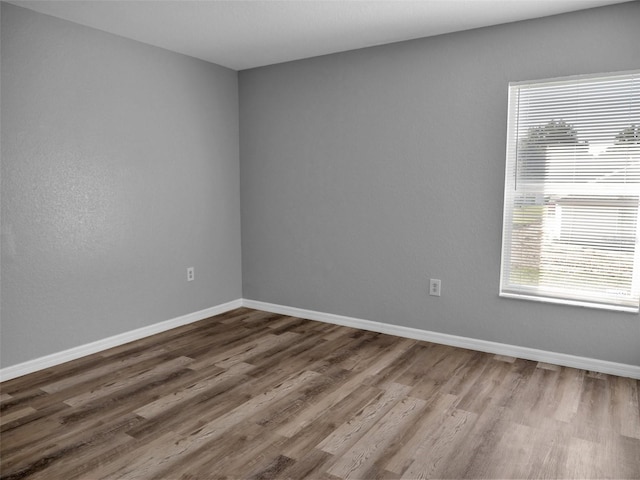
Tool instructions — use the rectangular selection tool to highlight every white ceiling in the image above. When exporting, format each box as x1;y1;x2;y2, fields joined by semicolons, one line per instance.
8;0;632;70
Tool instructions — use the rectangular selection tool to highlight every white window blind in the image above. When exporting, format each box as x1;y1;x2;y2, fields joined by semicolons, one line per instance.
500;71;640;312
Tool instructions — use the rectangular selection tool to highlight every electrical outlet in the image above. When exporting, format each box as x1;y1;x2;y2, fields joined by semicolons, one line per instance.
187;267;194;282
429;278;441;296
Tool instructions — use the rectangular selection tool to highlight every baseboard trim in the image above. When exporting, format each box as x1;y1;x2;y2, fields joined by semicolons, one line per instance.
0;299;243;382
242;299;640;380
3;298;638;382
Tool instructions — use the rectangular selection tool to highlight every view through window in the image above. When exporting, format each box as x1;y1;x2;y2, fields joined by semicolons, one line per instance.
500;71;640;312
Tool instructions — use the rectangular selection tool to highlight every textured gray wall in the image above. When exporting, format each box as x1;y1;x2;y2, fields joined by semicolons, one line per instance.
1;4;242;367
240;3;640;366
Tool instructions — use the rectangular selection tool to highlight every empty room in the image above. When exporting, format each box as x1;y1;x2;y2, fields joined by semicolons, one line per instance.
1;1;639;478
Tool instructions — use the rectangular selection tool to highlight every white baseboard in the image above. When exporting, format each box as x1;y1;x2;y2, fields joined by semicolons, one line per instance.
242;299;640;380
0;299;243;382
3;297;638;382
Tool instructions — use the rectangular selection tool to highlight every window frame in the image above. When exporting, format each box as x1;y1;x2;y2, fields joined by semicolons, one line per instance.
499;71;640;313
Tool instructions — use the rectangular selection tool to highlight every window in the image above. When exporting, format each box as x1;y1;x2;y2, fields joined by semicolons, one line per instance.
500;71;640;312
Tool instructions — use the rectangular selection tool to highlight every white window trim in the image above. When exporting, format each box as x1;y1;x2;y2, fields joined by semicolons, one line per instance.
499;70;640;313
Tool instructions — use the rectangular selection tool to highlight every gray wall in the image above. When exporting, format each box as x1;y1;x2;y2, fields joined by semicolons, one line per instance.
2;2;639;371
240;3;640;366
1;3;242;367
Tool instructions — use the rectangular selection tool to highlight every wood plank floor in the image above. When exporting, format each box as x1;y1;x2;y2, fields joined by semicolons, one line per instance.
1;307;639;479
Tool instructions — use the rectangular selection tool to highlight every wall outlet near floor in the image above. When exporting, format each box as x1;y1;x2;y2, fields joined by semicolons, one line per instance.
429;278;441;296
187;267;195;282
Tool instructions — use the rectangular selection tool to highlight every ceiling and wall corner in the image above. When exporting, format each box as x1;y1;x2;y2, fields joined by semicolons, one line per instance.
4;0;633;70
